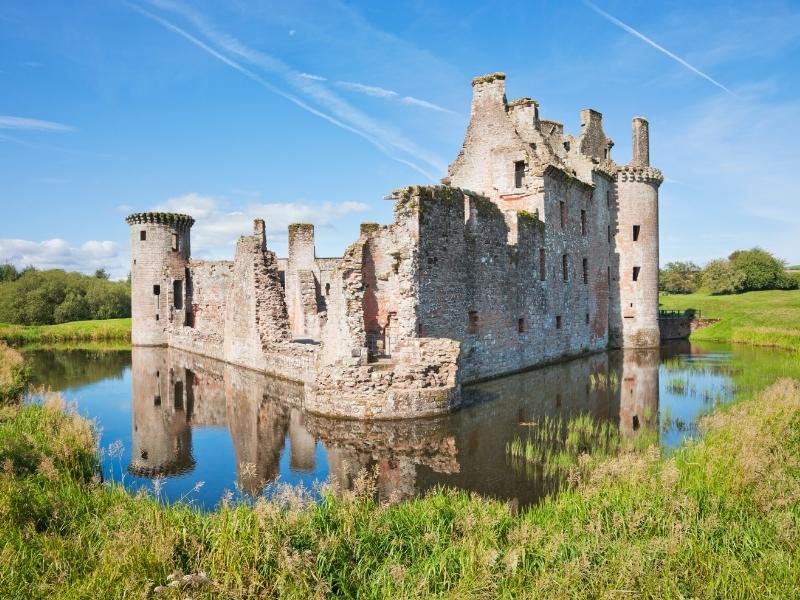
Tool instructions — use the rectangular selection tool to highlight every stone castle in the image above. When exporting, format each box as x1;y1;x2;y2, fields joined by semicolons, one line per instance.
126;72;663;419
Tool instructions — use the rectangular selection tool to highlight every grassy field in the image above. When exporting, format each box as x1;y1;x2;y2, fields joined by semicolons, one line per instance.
660;289;800;351
0;318;131;346
2;374;800;598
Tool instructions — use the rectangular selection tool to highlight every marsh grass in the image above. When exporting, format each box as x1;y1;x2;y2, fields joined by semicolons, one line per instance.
0;343;28;402
507;414;622;480
588;370;619;391
2;381;800;597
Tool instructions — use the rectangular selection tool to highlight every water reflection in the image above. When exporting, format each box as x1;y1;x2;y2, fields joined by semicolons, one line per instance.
122;345;664;506
24;340;764;508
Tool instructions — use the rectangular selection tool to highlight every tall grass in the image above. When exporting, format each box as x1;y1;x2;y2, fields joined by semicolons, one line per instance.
506;414;622;478
0;318;131;346
0;343;27;402
2;378;800;597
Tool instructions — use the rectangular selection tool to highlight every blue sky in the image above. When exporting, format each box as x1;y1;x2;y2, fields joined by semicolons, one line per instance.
1;0;799;278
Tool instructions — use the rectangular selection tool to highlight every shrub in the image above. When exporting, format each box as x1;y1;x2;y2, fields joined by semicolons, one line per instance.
659;261;701;294
729;247;797;291
0;268;130;325
702;259;746;295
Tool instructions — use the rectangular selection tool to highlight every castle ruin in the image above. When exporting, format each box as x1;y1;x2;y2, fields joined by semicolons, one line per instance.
127;72;663;419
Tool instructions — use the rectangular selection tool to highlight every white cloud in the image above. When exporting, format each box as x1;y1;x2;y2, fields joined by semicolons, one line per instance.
0;238;125;277
151;193;369;258
298;72;325;81
338;81;455;114
0;115;76;132
337;81;398;99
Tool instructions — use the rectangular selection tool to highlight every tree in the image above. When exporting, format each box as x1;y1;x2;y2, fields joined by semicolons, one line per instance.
728;248;795;291
0;263;18;282
660;261;701;294
94;268;110;280
702;259;746;295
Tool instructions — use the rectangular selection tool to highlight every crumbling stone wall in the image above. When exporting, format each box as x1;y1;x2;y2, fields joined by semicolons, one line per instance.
127;71;663;421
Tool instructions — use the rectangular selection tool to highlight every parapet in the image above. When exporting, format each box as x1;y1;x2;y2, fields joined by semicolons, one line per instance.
615;164;664;185
125;212;195;229
471;72;506;86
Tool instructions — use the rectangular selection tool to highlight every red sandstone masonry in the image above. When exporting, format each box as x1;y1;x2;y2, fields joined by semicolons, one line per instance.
127;72;662;419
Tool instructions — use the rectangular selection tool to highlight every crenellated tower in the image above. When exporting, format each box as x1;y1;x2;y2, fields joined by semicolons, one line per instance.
610;118;663;348
126;212;194;346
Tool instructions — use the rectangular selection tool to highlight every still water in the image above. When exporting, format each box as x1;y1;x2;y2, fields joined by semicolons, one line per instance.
23;341;779;509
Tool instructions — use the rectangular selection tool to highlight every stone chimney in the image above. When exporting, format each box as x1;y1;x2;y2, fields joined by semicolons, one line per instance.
631;117;650;166
470;72;507;113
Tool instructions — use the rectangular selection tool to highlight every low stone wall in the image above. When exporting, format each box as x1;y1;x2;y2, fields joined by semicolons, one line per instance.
659;316;719;341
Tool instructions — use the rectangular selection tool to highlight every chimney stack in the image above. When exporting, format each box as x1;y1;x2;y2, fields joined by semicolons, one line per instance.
631;117;650;166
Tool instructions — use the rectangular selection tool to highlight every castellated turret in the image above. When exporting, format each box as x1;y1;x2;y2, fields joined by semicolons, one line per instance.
126;212;194;346
610;118;663;348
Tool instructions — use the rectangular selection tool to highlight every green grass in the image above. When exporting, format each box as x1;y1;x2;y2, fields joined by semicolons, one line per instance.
2;375;800;598
0;344;27;403
660;289;800;351
0;318;131;346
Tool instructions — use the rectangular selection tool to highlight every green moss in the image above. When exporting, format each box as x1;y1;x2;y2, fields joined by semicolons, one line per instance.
471;72;506;86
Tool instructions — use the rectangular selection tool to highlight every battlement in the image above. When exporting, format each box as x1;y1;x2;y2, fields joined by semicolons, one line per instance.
615;165;664;185
125;212;194;229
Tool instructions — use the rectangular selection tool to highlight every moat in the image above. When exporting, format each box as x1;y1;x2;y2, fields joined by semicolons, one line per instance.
23;341;787;510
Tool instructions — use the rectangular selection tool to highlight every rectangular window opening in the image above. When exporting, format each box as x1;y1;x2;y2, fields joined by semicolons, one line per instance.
518;317;526;333
560;201;566;228
607;225;611;243
633;225;641;242
153;284;160;296
174;381;184;411
562;254;569;281
580;210;587;236
171;233;179;251
539;249;546;281
606;190;611;208
514;161;525;188
585;313;590;325
173;280;183;310
633;266;641;282
140;230;146;241
556;315;562;329
582;257;588;284
468;310;479;334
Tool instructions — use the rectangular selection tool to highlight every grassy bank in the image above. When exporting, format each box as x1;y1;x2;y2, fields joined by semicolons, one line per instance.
0;344;27;402
0;318;131;346
660;289;800;351
2;379;800;598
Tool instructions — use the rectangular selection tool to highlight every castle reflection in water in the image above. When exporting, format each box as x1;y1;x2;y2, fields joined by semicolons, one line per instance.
129;345;667;506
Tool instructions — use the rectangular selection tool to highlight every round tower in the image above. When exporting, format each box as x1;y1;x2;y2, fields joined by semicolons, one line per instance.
125;212;194;346
611;118;663;348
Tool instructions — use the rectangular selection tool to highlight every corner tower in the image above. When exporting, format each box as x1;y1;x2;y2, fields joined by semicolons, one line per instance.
610;118;663;348
126;212;194;346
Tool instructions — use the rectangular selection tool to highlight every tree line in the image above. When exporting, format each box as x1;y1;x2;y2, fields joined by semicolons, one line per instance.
0;264;130;325
660;248;798;295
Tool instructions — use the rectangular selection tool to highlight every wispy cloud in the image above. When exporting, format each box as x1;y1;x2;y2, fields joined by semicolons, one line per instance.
338;81;398;98
298;72;326;81
131;0;446;180
584;0;735;96
0;115;75;132
337;80;456;114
